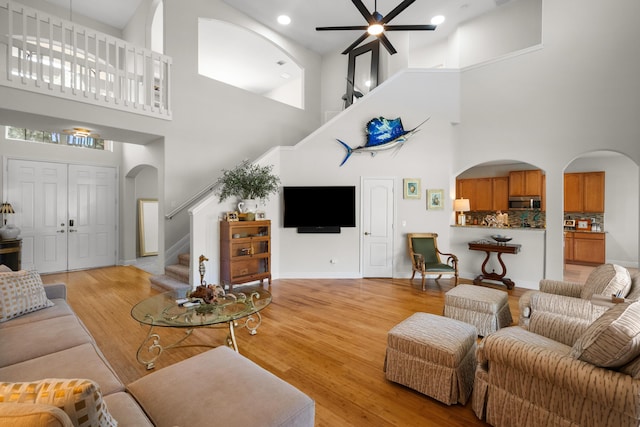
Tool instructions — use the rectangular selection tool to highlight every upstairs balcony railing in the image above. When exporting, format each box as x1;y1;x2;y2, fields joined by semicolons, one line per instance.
0;1;171;119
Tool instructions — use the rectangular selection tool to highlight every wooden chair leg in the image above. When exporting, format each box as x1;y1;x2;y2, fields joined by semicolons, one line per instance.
421;274;426;291
411;271;416;281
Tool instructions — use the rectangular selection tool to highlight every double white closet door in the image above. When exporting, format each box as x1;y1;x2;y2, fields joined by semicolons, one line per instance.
7;159;117;273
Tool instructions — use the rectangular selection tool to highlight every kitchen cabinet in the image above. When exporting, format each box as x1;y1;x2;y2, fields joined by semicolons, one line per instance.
475;178;493;211
509;169;543;197
564;232;574;262
492;177;509;211
456;177;509;211
220;220;271;289
564;231;605;265
456;178;477;210
564;172;605;213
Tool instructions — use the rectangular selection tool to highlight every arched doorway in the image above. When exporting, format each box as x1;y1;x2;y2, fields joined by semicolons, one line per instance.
125;164;161;274
563;150;639;280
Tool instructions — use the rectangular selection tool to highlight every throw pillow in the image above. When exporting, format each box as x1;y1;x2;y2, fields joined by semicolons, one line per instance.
571;301;640;368
0;270;53;322
580;264;631;299
0;265;11;273
0;378;117;427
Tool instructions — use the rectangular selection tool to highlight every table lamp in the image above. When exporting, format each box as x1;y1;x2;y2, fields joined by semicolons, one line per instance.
454;198;470;226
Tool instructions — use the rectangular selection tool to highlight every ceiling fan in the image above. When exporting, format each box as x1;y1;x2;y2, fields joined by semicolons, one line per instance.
316;0;437;55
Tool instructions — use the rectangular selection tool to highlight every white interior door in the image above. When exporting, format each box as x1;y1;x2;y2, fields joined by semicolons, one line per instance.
362;178;394;277
7;159;117;273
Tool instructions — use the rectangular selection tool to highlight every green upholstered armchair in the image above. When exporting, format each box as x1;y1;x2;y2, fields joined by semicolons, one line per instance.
408;233;458;290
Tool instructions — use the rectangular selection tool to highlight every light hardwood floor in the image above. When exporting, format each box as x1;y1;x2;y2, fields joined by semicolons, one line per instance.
41;267;536;426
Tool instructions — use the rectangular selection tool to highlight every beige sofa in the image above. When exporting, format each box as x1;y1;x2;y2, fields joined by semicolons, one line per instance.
0;272;314;426
473;265;640;427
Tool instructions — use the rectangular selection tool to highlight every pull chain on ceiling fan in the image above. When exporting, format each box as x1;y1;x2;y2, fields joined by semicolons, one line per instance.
316;0;437;55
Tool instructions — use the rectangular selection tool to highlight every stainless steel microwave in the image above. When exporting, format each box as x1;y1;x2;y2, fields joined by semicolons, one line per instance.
508;196;541;210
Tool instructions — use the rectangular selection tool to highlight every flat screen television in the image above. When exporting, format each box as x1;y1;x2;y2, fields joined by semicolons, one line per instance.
283;186;356;233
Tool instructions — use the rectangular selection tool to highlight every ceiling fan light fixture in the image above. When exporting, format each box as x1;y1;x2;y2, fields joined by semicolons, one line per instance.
367;23;384;36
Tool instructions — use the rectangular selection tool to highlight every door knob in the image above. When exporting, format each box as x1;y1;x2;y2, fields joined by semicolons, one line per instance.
57;230;65;233
364;232;370;235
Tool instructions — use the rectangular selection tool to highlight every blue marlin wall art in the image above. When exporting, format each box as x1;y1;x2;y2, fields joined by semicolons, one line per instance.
337;116;429;166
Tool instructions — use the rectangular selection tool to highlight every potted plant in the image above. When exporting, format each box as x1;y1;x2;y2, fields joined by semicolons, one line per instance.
217;163;280;213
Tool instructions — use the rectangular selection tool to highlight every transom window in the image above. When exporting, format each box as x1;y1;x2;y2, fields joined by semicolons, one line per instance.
6;126;112;151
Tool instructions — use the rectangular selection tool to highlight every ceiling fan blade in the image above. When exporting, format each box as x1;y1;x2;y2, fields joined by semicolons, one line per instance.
316;26;369;31
341;32;371;54
378;34;397;55
384;24;437;31
381;0;416;24
351;0;374;24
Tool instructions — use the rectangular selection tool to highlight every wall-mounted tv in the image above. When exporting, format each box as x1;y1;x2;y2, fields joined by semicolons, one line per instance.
283;186;356;233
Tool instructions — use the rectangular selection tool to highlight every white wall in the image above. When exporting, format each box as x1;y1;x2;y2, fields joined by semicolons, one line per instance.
454;0;640;280
157;0;322;252
277;70;460;278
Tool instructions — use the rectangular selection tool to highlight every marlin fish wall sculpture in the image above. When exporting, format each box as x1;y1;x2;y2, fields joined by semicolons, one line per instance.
337;117;429;166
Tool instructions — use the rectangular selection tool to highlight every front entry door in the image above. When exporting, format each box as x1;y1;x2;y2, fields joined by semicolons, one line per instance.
8;160;68;272
7;159;117;273
67;164;117;270
362;177;394;277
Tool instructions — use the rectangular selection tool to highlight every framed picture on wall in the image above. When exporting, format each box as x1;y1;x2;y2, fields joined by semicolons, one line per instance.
403;178;421;199
427;189;444;210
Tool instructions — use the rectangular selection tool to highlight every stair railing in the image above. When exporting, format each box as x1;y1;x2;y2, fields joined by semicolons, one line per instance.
165;159;250;220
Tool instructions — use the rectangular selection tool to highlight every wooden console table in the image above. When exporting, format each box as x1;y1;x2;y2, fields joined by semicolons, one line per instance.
468;241;521;289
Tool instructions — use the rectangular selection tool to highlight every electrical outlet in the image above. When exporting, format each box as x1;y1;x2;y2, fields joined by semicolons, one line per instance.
330;259;337;264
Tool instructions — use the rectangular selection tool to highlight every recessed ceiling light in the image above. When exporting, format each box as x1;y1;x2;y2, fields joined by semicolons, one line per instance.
277;15;291;25
431;15;445;25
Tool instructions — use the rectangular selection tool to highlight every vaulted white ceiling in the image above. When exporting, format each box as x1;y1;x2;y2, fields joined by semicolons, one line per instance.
44;0;508;56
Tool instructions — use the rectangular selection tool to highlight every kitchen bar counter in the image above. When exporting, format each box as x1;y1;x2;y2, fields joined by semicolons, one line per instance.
450;226;546;289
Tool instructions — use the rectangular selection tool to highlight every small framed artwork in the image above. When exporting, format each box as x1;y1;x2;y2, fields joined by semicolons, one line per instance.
564;219;576;228
403;178;421;199
427;189;444;210
226;211;239;222
576;219;591;230
256;211;266;220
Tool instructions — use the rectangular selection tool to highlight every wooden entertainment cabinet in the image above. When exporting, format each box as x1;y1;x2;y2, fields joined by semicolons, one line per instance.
220;220;271;289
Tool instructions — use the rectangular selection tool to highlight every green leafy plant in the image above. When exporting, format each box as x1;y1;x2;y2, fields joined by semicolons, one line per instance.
217;163;280;202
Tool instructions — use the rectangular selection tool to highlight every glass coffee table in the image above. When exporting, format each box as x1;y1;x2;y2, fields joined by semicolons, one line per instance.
131;286;271;369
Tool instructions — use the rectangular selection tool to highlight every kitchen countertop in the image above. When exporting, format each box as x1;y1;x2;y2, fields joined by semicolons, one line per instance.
451;225;546;231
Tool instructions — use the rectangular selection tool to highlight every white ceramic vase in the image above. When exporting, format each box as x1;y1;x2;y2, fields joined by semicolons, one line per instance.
237;199;258;213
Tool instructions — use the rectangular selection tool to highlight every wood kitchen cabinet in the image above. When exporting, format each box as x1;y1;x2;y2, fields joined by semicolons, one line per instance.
220;220;271;289
475;178;493;211
456;177;509;211
509;169;543;197
564;172;605;213
492;177;509;211
564;231;605;266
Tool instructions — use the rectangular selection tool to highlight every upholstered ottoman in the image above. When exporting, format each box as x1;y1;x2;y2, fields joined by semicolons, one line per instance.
127;346;315;427
384;313;477;405
444;284;513;336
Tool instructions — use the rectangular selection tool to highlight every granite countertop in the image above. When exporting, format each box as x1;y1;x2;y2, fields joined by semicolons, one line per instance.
451;225;546;231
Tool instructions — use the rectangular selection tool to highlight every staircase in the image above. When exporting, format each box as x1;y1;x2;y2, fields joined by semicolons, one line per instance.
149;253;191;291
